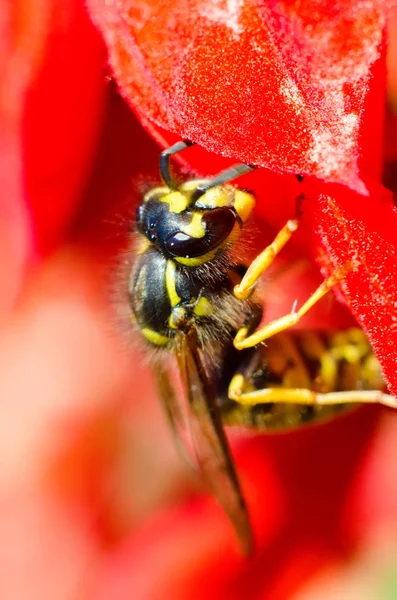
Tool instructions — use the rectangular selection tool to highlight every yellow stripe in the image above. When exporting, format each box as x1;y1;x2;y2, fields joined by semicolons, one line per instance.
161;191;189;214
193;296;213;316
180;179;209;193
195;186;232;208
175;220;239;266
141;328;170;346
165;260;181;307
144;187;189;214
175;248;217;267
143;186;170;202
233;191;256;222
168;307;186;329
180;212;205;238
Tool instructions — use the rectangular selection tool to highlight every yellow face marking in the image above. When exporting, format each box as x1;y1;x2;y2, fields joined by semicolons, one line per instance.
143;186;170;202
177;211;239;266
174;221;239;267
193;296;213;317
165;260;181;307
194;186;233;209
180;179;209;192
141;328;170;346
180;212;205;238
175;247;217;267
233;190;255;222
161;191;189;214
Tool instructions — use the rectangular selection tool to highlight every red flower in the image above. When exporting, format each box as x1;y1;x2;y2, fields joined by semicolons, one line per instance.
88;0;387;189
89;0;397;395
1;1;397;599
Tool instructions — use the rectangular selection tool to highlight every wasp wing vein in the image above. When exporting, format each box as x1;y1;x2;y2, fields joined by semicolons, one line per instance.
176;329;253;555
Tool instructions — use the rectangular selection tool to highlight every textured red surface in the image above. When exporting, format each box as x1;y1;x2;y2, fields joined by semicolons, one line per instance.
88;0;389;191
310;182;397;396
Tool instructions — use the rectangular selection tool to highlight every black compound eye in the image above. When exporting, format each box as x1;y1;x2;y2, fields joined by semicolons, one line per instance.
164;207;237;258
202;207;238;239
165;231;205;257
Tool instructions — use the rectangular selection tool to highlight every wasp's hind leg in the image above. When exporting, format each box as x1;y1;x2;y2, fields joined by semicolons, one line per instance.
228;383;396;410
228;331;396;410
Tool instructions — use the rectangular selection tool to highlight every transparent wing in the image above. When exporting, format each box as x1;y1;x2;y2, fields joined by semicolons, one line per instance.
151;359;194;469
175;329;253;555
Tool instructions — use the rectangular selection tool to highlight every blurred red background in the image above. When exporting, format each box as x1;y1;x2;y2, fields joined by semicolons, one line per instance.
1;1;397;599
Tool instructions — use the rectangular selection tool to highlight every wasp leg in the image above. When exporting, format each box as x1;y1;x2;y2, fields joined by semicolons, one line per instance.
234;261;353;350
234;212;302;302
160;140;196;189
228;378;396;409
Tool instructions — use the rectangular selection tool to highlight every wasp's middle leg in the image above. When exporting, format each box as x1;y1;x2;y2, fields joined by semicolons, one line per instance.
234;261;354;350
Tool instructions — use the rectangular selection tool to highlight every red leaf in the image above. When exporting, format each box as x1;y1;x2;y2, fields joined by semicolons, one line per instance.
88;0;388;191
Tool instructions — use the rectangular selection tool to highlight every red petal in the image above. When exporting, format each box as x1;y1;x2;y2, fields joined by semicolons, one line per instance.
88;0;388;190
309;181;397;396
23;0;107;253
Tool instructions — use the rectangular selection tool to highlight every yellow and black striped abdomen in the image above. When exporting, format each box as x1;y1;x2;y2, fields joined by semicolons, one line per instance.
222;329;385;431
264;329;384;394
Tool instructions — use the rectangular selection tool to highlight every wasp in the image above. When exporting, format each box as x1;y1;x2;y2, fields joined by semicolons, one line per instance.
129;140;395;554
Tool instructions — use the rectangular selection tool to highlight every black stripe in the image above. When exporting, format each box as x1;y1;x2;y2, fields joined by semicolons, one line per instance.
130;247;171;337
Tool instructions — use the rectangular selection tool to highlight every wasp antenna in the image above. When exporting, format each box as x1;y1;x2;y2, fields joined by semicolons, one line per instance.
194;164;257;199
160;140;196;189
